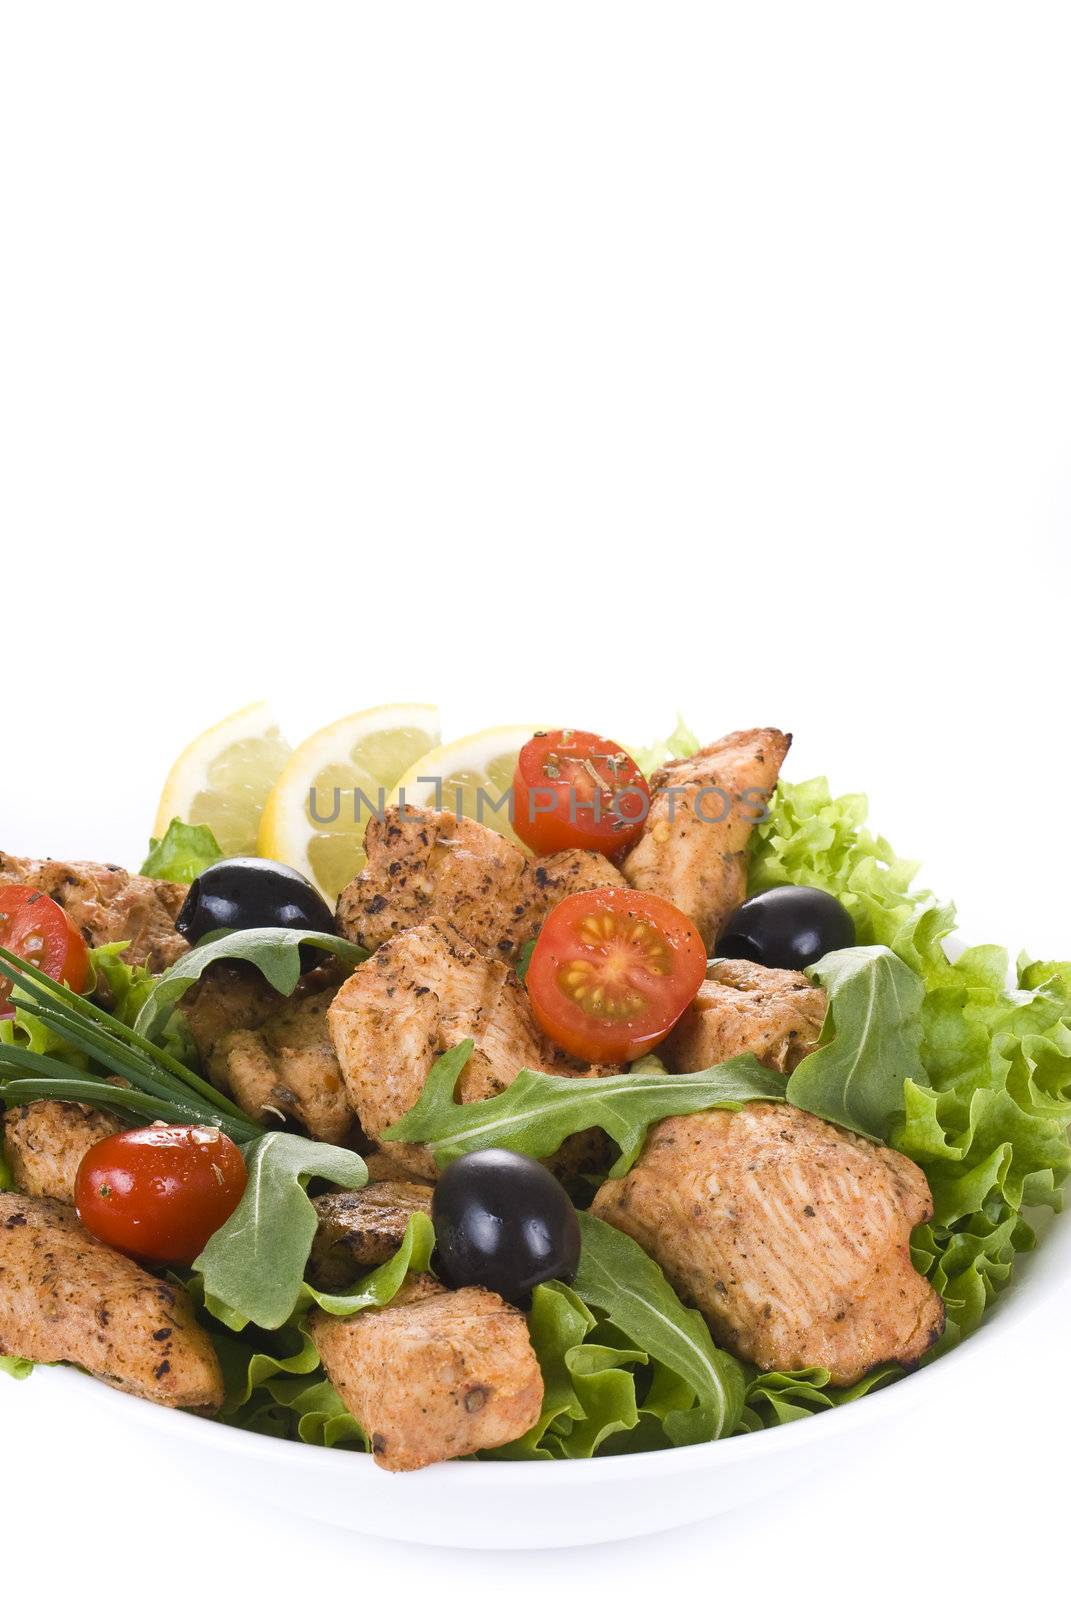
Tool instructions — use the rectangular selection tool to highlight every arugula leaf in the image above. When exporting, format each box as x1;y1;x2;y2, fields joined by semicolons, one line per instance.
141;818;224;883
786;945;928;1140
195;1132;368;1330
382;1039;787;1176
572;1211;745;1441
134;927;368;1040
492;1216;747;1458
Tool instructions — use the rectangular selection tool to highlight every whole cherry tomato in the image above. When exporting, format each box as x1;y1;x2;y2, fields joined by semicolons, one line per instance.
75;1124;247;1265
513;730;650;858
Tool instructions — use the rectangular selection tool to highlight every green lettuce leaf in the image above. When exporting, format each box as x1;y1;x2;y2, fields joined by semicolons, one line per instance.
786;945;927;1140
750;776;956;982
0;1354;33;1380
484;1281;645;1460
740;1363;900;1429
260;1376;368;1448
629;715;701;779
895;950;1071;1340
87;944;159;1025
0;1008;82;1066
140;818;224;883
86;944;197;1062
208;1310;322;1415
0;968;96;1065
752;777;1071;1345
383;1039;787;1176
909;1202;1028;1348
195;1132;368;1330
302;1211;435;1317
134;927;367;1040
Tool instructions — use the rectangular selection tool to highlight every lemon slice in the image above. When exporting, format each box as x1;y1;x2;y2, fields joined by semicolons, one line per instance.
153;701;292;858
391;724;543;850
258;703;441;902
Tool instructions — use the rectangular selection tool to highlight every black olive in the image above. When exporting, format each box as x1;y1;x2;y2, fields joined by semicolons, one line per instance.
715;885;855;971
432;1149;581;1306
176;857;335;955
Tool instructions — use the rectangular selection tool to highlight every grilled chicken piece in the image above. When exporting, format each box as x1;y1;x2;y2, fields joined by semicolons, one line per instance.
178;967;288;1060
0;1193;224;1409
621;729;791;949
662;959;827;1075
309;1274;543;1470
362;1148;427;1184
592;1102;944;1385
336;805;624;962
531;847;629;910
209;985;354;1144
328;918;610;1179
0;852;188;974
2;1101;124;1203
308;1181;434;1289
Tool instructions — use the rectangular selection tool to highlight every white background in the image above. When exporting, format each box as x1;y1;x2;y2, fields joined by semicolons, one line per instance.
2;2;1069;1594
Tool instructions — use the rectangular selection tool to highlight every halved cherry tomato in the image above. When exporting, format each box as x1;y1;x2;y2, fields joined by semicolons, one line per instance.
513;730;650;858
0;885;90;1019
526;887;706;1063
75;1124;247;1265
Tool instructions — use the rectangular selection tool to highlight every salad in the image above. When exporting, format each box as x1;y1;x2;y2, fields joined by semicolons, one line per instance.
1;705;1069;1471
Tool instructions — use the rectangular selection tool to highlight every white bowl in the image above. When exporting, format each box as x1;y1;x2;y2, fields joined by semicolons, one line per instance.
43;1196;1070;1549
28;933;1071;1549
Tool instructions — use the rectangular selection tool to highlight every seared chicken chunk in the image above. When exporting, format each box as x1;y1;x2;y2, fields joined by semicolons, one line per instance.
3;1100;124;1203
178;967;288;1060
362;1148;428;1184
309;1181;434;1289
309;1274;543;1470
0;1193;224;1409
592;1102;944;1385
0;853;188;974
328;918;609;1179
531;846;629;910
662;959;827;1075
336;806;624;962
209;985;354;1145
621;729;791;949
